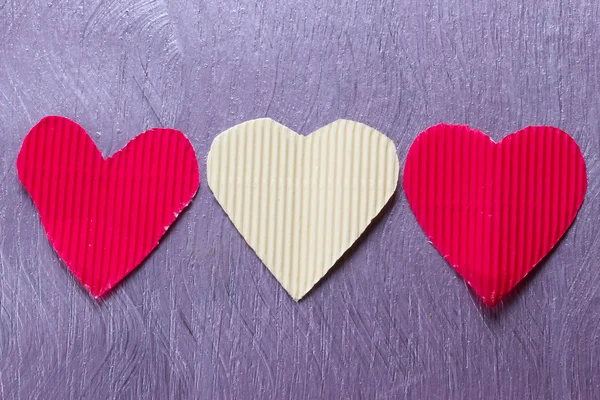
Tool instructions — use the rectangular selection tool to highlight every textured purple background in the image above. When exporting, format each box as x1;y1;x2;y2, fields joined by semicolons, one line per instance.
1;0;599;399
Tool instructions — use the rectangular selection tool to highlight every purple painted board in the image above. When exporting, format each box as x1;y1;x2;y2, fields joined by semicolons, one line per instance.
1;0;599;398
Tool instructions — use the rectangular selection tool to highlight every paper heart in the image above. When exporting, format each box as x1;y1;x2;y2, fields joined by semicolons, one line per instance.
207;119;399;300
17;116;200;297
404;124;587;306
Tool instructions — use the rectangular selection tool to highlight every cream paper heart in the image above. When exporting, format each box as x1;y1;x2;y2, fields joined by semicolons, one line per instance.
207;119;399;300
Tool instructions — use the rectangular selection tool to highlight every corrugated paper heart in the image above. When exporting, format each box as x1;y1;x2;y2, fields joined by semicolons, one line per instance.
17;116;200;297
404;124;587;306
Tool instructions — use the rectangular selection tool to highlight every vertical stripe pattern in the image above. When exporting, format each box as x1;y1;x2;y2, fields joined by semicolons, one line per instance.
207;118;400;300
17;116;200;297
403;124;587;306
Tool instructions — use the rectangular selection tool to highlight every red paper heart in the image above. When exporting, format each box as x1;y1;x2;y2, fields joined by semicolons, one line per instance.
17;116;200;297
404;124;587;306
